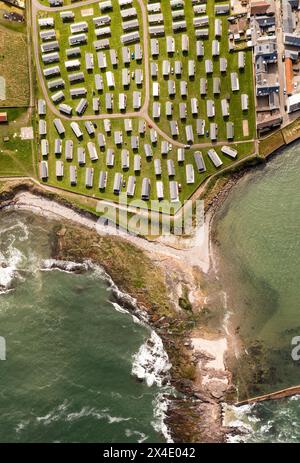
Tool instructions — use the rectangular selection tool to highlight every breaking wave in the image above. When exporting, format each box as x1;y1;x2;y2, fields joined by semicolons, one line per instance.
0;220;30;292
38;259;175;443
131;330;173;444
0;212;175;444
34;402;131;427
125;429;148;443
40;259;89;273
224;396;300;443
152;393;173;444
132;330;171;388
89;262;149;325
90;264;174;442
65;407;131;425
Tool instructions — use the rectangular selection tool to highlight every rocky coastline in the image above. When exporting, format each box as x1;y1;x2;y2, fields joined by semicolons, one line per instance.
0;171;258;443
50;222;235;443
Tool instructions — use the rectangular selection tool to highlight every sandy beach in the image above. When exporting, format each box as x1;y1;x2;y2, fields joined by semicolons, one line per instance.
8;191;212;273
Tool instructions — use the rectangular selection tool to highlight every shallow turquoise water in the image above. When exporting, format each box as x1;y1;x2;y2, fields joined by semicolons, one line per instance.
214;143;300;441
0;212;167;443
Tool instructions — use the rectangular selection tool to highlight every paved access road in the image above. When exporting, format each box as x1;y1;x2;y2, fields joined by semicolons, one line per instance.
274;0;288;126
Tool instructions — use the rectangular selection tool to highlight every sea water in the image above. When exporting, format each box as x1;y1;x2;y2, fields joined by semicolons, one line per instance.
0;211;172;443
214;143;300;442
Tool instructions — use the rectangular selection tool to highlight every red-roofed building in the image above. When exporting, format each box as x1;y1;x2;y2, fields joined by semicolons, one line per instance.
250;0;273;16
285;58;294;96
0;112;8;123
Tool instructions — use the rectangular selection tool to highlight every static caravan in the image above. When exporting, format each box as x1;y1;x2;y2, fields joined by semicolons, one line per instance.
194;152;206;173
113;173;122;195
85;168;94;188
221;146;238;159
186;164;195;184
169;181;179;203
99;171;108;190
65;139;73;160
70;165;77;185
56;160;64;178
127;176;136;197
208;149;223;168
156;181;164;201
87;142;98;161
141;178;150;200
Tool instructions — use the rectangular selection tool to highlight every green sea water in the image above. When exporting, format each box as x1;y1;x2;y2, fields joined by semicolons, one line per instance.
214;143;300;442
0;212;170;443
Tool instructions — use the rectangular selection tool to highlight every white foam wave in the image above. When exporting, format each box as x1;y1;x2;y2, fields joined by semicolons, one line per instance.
223;402;258;442
111;302;130;315
65;406;131;424
0;220;29;242
111;302;145;326
0;220;35;291
0;288;14;295
37;400;69;425
90;263;174;443
132;330;171;388
15;419;30;434
89;262;149;325
125;428;148;443
40;259;89;273
0;247;25;290
152;393;173;443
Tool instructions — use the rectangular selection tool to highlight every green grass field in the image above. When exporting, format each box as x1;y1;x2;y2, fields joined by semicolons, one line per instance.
40;107;255;209
35;0;257;212
0;22;29;107
0;108;35;176
37;0;145;115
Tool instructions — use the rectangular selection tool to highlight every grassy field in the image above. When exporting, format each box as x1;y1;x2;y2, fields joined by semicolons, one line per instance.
0;21;29;107
148;1;256;144
39;105;255;210
0;108;35;176
35;1;257;212
37;0;145;115
0;9;33;177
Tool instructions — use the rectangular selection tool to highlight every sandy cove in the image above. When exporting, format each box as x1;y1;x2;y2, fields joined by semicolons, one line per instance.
1;189;236;442
8;191;211;272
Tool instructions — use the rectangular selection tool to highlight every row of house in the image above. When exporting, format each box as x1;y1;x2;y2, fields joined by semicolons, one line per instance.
152;92;248;119
146;2;249;142
40;140;238;198
250;0;282;134
146;0;230;38
39;8;143;111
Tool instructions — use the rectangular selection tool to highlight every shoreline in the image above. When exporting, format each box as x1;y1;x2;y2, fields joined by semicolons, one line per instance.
45;259;175;443
208;142;300;408
0;171;259;442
